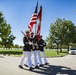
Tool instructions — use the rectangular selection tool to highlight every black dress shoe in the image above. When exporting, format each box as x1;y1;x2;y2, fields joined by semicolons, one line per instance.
39;64;44;67
19;65;23;69
29;67;33;71
35;66;39;69
24;64;28;67
45;62;49;65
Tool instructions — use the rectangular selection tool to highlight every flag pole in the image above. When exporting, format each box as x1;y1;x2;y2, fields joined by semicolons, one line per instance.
35;0;38;35
39;6;42;35
37;6;42;36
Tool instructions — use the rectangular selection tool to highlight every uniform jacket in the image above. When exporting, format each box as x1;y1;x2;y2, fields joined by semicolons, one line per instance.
37;39;46;51
23;36;31;51
30;36;38;51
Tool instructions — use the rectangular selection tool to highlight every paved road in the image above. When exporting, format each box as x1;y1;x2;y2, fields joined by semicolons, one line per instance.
0;55;76;75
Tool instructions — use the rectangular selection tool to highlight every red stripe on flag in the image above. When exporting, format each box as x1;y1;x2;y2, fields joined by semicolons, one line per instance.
36;22;40;35
37;6;42;21
28;2;38;32
36;6;42;38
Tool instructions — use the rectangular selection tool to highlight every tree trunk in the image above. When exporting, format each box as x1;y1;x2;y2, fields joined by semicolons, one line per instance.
67;44;69;51
57;43;59;54
60;40;62;52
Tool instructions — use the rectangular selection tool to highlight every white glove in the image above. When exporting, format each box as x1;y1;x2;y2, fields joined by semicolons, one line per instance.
29;42;33;45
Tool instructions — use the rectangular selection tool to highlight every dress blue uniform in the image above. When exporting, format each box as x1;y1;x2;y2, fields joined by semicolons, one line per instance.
19;31;33;71
30;34;39;68
37;36;48;65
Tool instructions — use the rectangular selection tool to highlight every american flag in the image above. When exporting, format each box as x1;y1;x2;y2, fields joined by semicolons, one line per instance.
28;2;38;32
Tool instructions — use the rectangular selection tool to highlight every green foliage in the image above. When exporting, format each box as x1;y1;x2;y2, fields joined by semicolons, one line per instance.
0;11;4;24
0;50;22;55
0;11;16;48
46;18;76;51
14;44;20;48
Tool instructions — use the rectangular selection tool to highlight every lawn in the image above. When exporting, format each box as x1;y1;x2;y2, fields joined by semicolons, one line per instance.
0;49;68;57
44;49;68;57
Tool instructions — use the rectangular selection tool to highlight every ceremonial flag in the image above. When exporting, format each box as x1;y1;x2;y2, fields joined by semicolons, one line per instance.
36;6;42;37
28;2;38;32
37;6;42;21
36;21;41;35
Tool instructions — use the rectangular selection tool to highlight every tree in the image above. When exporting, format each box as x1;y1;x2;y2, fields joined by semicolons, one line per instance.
71;26;76;47
62;20;75;51
46;18;76;52
14;44;19;48
47;18;64;52
5;34;16;49
0;11;16;48
46;23;57;49
0;11;4;24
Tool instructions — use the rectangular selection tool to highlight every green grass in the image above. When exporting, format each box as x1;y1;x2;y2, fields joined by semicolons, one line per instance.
44;50;68;57
0;50;22;56
0;49;68;57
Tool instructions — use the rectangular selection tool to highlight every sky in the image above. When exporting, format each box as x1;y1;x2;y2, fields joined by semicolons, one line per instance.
0;0;76;46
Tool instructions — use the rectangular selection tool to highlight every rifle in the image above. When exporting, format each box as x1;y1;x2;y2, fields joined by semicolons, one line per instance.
21;31;25;36
21;30;33;45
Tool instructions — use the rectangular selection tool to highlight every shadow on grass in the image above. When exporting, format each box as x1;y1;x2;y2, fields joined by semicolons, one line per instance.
31;64;76;75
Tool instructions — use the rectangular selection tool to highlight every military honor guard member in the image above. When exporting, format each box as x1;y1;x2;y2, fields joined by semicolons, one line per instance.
36;36;43;66
37;35;48;65
19;31;33;71
30;32;39;69
24;32;39;69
